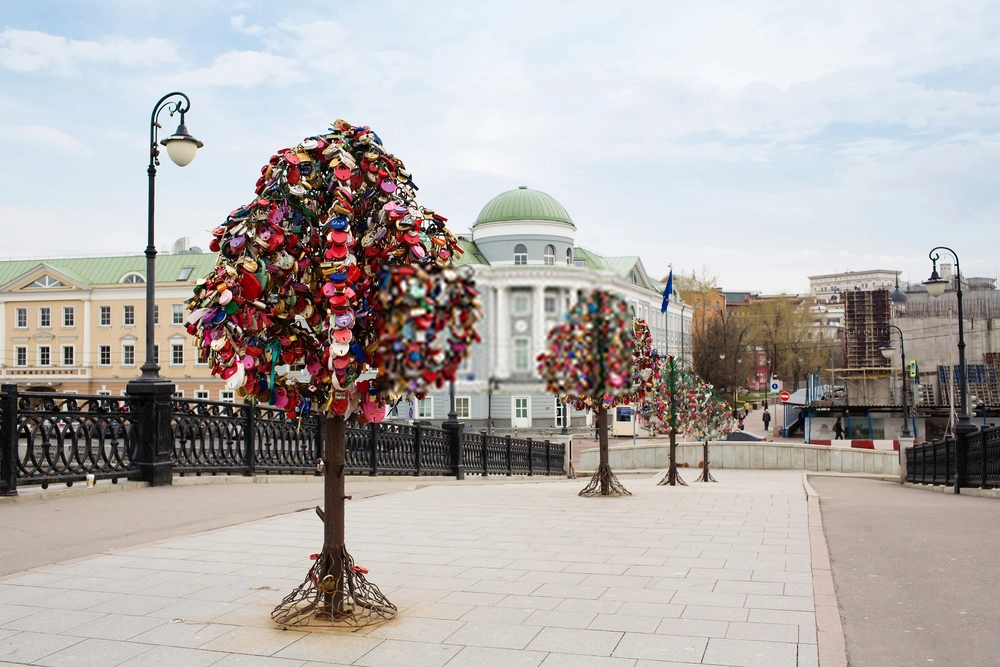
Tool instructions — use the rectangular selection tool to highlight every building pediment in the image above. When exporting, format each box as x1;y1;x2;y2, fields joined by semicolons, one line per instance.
0;263;91;293
33;332;55;342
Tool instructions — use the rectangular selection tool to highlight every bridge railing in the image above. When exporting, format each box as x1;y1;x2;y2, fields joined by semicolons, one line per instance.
0;385;564;496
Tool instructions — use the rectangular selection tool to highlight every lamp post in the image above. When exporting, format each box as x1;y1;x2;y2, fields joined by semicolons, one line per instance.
127;93;202;488
139;92;203;382
923;247;972;433
879;324;912;439
444;378;458;427
924;246;975;493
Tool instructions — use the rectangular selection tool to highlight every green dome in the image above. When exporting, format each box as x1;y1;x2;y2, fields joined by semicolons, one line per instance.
473;186;574;227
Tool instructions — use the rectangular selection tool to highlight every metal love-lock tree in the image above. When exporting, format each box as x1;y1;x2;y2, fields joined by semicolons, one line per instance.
537;291;639;497
187;120;480;628
682;376;732;483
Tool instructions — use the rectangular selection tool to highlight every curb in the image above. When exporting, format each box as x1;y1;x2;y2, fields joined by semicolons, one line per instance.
805;475;849;667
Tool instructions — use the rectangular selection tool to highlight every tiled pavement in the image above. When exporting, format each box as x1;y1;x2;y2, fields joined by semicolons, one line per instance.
0;471;819;666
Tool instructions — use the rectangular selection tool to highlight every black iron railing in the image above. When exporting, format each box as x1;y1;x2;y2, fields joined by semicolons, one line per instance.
0;385;565;495
906;425;1000;489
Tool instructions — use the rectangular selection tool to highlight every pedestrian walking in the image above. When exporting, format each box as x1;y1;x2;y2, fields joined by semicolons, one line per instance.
833;417;844;440
762;408;771;432
738;415;745;430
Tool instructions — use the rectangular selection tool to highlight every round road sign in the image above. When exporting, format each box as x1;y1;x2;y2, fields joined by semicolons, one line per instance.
770;380;780;392
779;391;791;402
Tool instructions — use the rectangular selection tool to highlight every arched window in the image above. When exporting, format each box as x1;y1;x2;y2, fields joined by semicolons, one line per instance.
513;244;527;265
120;272;146;284
566;248;573;265
543;245;555;265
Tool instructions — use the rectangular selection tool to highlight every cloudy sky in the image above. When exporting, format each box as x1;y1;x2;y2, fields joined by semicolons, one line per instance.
2;1;998;293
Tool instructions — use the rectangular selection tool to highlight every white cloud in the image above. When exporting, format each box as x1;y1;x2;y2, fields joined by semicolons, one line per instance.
0;125;89;154
0;29;180;74
179;50;306;87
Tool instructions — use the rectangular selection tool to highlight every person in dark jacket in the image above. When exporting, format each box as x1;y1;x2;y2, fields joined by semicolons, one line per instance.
833;417;844;440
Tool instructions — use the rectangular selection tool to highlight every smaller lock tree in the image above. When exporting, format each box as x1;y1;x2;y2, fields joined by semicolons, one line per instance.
537;291;637;497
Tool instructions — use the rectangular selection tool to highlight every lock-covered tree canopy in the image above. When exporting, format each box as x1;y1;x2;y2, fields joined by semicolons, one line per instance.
186;119;480;420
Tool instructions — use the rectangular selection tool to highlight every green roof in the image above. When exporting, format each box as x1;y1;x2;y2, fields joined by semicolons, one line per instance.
0;253;218;288
473;186;575;227
454;238;490;266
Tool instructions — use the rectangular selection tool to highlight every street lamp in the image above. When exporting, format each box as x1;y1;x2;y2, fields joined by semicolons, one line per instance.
879;324;912;438
139;92;203;382
923;247;972;433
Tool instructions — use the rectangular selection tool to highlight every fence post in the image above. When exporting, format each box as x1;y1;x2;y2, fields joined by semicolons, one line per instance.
369;422;379;476
981;432;988;489
1;384;18;496
481;431;489;477
245;402;256;476
314;413;324;476
126;380;175;486
527;437;534;476
954;425;976;494
413;423;422;477
506;435;512;476
442;420;463;480
545;440;551;474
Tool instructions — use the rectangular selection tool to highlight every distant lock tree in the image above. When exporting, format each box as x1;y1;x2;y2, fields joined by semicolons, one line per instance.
537;291;649;497
186;120;480;628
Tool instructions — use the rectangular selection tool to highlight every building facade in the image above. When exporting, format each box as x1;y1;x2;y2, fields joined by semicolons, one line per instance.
0;250;222;398
808;269;900;298
404;186;691;432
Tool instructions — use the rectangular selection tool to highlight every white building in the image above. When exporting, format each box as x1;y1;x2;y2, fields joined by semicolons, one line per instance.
809;269;901;298
406;186;691;432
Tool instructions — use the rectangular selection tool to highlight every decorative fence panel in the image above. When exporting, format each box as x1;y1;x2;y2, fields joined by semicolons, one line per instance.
906;425;1000;490
0;385;565;495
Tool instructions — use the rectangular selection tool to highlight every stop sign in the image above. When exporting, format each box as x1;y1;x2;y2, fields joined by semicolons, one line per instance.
779;391;791;402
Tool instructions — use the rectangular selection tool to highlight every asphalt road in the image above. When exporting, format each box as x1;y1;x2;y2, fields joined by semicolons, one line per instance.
811;477;1000;667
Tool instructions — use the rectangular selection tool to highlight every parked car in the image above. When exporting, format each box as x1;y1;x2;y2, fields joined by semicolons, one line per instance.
726;429;766;442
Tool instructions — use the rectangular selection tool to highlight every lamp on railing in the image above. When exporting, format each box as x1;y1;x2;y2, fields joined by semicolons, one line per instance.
879;324;912;439
924;246;975;493
140;92;203;383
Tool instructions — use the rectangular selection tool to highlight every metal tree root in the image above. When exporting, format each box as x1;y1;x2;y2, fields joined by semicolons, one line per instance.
579;462;632;497
271;545;397;629
657;467;688;486
695;440;717;482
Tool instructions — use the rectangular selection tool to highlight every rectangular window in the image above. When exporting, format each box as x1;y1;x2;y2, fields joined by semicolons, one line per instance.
173;391;184;398
123;305;135;326
38;345;51;367
122;344;135;367
455;396;470;419
515;397;529;420
15;346;27;367
15;308;27;329
100;306;111;326
153;304;159;326
96;390;112;397
39;307;51;328
544;295;557;314
417;397;434;419
62;345;74;366
512;293;530;315
513;338;530;372
99;345;111;366
153;345;159;365
62;306;75;327
194;390;210;400
555;400;567;427
171;343;184;366
172;304;184;325
220;390;235;403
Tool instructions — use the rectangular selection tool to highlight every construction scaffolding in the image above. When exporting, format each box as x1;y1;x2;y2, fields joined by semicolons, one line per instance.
844;289;892;369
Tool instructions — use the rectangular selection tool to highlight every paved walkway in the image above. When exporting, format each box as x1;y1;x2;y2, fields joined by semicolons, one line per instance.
0;471;819;666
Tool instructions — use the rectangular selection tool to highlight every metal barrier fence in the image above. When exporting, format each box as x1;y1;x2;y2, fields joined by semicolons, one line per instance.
905;424;1000;490
1;385;564;495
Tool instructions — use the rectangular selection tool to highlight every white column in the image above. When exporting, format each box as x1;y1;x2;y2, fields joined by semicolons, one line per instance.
82;296;92;367
495;286;510;379
532;285;545;376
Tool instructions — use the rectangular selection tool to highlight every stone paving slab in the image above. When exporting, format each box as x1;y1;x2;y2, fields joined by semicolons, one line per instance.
0;471;819;666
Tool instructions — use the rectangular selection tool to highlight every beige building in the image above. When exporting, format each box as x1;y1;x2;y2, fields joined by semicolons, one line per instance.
808;269;900;298
0;250;225;398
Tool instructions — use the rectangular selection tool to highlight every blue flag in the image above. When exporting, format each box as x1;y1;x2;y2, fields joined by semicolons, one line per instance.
660;269;673;313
